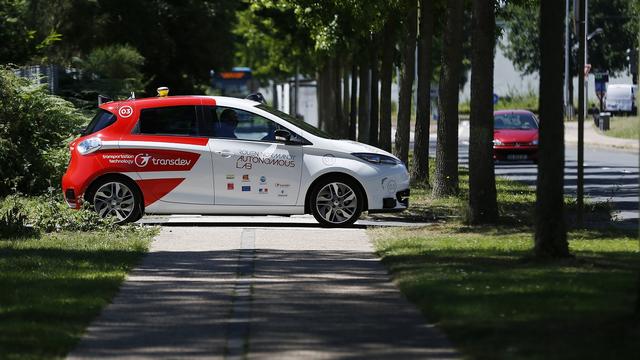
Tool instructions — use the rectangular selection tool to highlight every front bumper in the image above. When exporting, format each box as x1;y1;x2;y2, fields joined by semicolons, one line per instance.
361;163;410;212
369;189;410;213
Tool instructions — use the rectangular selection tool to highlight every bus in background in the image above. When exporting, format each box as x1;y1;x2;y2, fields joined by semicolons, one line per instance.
210;67;259;98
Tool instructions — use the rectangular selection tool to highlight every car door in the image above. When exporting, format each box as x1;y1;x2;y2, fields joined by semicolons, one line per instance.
204;105;303;206
119;104;214;205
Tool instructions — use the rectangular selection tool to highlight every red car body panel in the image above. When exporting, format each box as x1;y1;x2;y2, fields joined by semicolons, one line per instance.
62;96;216;208
493;110;539;162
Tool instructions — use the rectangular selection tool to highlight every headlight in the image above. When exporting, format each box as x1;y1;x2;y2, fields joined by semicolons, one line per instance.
352;152;402;165
77;137;102;155
492;139;503;146
530;139;539;145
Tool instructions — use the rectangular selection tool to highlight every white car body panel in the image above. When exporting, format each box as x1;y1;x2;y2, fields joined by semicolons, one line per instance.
122;96;410;215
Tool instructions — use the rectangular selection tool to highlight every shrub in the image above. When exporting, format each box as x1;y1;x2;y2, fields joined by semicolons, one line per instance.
61;44;146;104
0;195;37;238
0;67;86;196
0;194;121;235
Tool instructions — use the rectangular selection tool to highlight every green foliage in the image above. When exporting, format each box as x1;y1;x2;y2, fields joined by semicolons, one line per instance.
0;195;36;238
500;0;639;76
234;2;315;79
0;0;36;64
0;0;60;64
0;194;121;233
0;67;86;196
79;44;145;88
60;44;147;104
233;0;398;80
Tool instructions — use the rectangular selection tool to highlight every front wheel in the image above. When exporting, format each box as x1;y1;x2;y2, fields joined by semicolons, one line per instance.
310;179;363;227
87;178;143;224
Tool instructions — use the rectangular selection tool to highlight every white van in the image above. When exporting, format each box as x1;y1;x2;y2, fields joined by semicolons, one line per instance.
605;84;637;115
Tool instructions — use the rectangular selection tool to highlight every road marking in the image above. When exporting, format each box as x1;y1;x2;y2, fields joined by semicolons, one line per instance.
225;229;255;360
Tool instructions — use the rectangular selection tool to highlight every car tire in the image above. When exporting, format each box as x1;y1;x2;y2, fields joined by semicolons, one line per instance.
309;177;363;227
85;177;143;224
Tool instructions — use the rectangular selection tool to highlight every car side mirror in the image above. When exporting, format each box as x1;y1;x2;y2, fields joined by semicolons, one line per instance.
274;129;291;143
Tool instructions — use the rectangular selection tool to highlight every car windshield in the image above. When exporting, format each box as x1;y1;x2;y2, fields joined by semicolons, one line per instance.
494;113;538;130
256;104;336;139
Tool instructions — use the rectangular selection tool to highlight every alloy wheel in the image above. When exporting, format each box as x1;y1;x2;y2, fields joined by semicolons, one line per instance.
315;182;358;224
93;181;136;221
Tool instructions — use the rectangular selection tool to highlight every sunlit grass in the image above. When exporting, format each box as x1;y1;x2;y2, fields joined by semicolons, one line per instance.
372;224;640;359
0;229;156;359
600;115;640;140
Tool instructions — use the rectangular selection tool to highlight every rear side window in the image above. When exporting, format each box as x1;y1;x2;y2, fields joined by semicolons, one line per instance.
84;110;116;136
137;106;197;136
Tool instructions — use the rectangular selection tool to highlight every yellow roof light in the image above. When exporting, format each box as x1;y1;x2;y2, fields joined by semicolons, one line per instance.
157;87;169;97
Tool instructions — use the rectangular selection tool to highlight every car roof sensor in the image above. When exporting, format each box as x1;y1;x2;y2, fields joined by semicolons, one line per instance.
245;92;266;104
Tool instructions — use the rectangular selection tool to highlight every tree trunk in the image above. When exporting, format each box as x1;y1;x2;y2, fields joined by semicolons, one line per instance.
394;1;417;165
342;61;350;139
369;44;380;147
467;0;499;224
433;0;464;198
272;81;278;109
358;56;371;143
411;0;435;186
349;63;358;140
317;58;336;134
379;19;395;152
333;57;343;137
534;0;570;258
317;68;325;131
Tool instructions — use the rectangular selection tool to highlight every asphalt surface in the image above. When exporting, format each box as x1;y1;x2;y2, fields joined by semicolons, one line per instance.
431;138;639;227
68;227;458;360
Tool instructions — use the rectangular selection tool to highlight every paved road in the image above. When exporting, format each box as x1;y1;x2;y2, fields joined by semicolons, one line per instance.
68;226;458;359
428;139;639;226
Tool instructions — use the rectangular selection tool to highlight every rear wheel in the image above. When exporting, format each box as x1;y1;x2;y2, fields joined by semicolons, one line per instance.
87;178;143;224
310;178;363;227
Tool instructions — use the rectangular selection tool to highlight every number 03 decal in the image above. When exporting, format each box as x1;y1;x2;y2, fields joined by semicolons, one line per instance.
118;106;134;118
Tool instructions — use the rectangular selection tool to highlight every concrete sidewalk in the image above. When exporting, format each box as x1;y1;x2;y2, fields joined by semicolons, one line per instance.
565;121;638;152
68;227;458;359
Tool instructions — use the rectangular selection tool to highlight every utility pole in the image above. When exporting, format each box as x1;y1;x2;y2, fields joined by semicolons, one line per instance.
577;0;586;227
564;0;571;117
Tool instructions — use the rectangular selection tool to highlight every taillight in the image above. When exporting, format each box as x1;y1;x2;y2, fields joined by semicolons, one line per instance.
77;137;102;155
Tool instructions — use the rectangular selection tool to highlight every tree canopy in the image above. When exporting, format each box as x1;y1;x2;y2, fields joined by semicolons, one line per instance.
501;0;638;76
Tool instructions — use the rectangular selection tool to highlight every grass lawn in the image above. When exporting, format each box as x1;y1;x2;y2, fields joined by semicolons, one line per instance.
372;225;640;359
370;166;639;359
0;228;156;359
378;167;610;227
600;115;640;140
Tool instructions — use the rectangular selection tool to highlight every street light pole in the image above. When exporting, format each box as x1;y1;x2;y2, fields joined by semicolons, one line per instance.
577;0;586;227
564;0;571;117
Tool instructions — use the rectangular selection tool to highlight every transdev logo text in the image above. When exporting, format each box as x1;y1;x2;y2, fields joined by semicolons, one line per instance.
135;153;192;168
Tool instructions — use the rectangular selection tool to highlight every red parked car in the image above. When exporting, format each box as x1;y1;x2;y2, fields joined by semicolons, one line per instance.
493;110;539;163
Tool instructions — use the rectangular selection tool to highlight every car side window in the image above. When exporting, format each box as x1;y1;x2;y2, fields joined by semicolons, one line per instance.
137;106;198;136
203;106;300;143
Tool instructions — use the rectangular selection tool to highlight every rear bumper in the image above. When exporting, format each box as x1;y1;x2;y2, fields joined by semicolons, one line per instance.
493;146;538;161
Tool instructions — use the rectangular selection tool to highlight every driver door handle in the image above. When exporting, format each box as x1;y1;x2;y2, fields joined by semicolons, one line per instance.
214;150;233;158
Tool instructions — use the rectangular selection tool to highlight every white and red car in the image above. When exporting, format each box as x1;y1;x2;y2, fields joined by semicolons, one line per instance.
62;93;409;227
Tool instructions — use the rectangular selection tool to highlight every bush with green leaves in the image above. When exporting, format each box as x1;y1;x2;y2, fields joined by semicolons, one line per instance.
0;194;121;236
0;195;37;238
60;44;146;105
0;67;86;196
